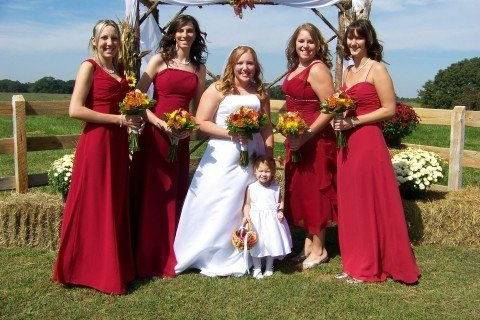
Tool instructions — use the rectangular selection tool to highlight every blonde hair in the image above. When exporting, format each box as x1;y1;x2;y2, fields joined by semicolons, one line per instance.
216;46;267;101
89;19;122;66
285;23;332;71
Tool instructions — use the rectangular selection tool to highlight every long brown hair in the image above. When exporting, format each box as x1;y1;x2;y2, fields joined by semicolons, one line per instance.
285;23;332;71
342;19;383;62
158;14;207;67
216;46;267;101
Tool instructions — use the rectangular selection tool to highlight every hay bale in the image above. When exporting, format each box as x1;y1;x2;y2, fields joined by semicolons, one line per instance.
0;191;63;251
404;186;480;248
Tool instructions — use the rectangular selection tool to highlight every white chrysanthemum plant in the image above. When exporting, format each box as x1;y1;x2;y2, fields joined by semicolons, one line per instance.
48;153;74;199
392;148;444;197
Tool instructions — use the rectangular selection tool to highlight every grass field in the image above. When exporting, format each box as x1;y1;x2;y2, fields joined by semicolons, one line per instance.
1;244;479;319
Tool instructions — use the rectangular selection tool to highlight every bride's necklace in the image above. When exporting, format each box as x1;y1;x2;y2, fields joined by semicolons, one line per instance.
173;57;191;66
351;58;370;74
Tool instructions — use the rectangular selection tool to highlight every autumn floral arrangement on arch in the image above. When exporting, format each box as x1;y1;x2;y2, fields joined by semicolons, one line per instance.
230;0;255;18
382;102;420;148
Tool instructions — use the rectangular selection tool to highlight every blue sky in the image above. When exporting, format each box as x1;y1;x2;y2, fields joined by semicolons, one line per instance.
0;0;479;97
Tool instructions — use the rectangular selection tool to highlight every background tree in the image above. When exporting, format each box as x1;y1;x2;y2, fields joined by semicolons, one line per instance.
0;79;28;92
267;85;285;100
418;57;480;110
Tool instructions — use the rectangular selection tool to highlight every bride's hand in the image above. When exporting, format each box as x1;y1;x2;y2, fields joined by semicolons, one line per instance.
229;133;247;145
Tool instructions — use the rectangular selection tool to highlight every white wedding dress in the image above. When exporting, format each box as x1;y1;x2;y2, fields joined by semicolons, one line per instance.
174;94;265;277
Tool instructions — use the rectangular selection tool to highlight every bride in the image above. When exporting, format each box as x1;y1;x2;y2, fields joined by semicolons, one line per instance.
174;46;274;276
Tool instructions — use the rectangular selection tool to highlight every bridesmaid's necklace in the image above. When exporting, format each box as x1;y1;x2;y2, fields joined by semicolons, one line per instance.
98;60;117;74
351;58;370;74
173;58;191;66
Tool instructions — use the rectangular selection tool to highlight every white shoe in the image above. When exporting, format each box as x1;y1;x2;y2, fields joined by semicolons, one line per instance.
252;269;263;279
263;270;273;277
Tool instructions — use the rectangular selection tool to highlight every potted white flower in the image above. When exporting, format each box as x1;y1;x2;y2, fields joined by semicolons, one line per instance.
392;148;444;198
48;153;75;201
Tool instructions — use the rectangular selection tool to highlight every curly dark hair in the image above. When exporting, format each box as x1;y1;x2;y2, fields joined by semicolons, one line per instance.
342;19;383;62
285;23;332;71
158;14;207;67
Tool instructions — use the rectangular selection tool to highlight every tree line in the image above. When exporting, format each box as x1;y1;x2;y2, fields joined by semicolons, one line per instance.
2;57;478;110
0;77;74;94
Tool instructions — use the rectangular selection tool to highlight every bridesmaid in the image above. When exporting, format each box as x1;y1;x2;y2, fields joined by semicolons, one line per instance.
334;19;420;284
53;20;142;294
131;14;207;279
282;23;337;269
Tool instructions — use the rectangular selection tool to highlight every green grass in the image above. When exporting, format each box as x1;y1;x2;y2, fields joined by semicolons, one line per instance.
404;124;480;151
0;92;71;101
0;244;479;319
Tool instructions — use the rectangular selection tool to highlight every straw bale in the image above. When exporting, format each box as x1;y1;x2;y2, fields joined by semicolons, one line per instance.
0;192;63;251
404;186;480;248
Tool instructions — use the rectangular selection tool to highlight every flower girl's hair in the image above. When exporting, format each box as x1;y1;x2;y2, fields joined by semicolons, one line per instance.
253;156;277;177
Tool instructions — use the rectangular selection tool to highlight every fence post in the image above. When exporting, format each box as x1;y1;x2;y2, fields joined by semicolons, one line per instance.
448;105;466;191
12;95;28;193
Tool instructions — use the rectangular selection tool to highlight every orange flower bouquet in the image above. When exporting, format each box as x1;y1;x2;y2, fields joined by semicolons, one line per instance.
226;106;268;167
163;108;198;162
276;111;308;163
320;91;356;148
119;89;155;154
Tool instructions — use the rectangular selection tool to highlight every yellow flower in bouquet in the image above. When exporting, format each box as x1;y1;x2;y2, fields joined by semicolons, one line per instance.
276;111;308;163
226;106;268;167
320;91;356;148
119;89;156;154
163;109;198;162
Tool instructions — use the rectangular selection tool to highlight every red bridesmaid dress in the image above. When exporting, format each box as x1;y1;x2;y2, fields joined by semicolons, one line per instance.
282;61;337;235
337;79;421;284
131;68;198;278
53;59;134;294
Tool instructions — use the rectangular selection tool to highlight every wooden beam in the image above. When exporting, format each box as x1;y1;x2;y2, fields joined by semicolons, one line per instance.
448;106;466;190
0;173;49;191
0;100;70;116
161;6;188;31
267;71;289;89
12;95;28;193
1;135;79;155
311;8;340;37
139;0;162;24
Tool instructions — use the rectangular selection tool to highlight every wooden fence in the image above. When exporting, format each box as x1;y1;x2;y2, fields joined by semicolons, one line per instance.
271;100;479;191
0;96;479;193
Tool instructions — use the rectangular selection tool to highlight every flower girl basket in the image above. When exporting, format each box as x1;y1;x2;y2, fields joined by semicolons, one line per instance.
232;221;258;250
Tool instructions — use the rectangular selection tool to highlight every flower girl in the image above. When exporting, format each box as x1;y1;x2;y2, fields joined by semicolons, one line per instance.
243;156;292;279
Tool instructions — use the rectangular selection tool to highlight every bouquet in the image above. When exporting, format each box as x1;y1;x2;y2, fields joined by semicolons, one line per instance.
119;89;155;154
275;111;308;163
163;108;198;162
48;153;75;200
320;91;356;148
226;106;268;167
391;148;444;198
231;221;258;251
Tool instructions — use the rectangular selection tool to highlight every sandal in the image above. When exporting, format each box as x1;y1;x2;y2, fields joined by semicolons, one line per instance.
301;255;329;270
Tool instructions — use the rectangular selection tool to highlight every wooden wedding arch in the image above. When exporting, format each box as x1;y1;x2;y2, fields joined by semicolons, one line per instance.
128;0;367;89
